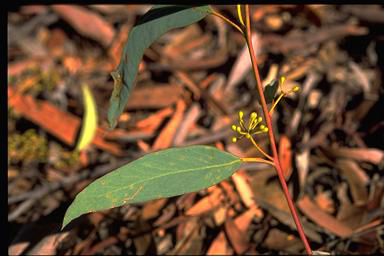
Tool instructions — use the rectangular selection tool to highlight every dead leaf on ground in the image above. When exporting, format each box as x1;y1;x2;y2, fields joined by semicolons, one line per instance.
298;195;354;237
234;205;263;232
186;186;223;216
173;103;201;146
137;139;150;152
264;228;302;253
168;47;229;71
51;5;115;48
108;23;132;69
136;107;174;129
206;231;233;255
152;99;186;150
8;242;30;256
20;5;48;15
314;190;335;214
213;206;227;226
141;198;168;220
327;147;383;165
126;84;184;110
279;135;293;180
224;214;250;255
336;159;369;206
26;232;70;255
163;24;202;60
220;180;241;211
295;131;310;188
224;33;262;96
173;217;202;255
232;172;258;209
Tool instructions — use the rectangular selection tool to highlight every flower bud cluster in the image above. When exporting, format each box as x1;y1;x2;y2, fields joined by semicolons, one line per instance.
231;111;268;142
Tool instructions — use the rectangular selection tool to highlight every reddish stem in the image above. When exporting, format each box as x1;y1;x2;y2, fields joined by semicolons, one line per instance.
244;5;312;255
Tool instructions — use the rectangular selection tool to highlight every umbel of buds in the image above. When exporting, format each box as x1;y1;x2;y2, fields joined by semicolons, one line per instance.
231;111;268;143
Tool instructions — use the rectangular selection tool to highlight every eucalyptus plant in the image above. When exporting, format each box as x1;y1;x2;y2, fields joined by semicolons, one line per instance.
62;5;313;254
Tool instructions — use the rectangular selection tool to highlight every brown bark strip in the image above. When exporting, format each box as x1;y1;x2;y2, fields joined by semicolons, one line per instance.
126;84;184;109
152;99;186;150
298;195;354;238
51;5;115;48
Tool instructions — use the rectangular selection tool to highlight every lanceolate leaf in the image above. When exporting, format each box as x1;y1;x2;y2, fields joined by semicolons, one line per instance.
62;145;241;229
76;84;97;151
108;5;212;129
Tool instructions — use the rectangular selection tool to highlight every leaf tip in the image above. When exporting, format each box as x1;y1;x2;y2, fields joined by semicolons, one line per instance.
108;120;116;130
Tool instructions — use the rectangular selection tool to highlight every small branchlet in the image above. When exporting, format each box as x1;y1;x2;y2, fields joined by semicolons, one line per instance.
269;76;301;114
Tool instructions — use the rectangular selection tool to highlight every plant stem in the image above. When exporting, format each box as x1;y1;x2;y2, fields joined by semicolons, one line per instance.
241;157;275;166
249;136;274;161
211;10;244;35
269;93;285;115
243;5;312;255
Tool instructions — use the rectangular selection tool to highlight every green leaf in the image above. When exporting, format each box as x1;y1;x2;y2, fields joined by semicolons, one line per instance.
62;145;241;229
108;5;212;129
256;79;279;104
264;79;279;104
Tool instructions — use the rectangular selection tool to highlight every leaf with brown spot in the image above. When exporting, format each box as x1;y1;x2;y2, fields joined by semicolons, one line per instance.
62;145;240;229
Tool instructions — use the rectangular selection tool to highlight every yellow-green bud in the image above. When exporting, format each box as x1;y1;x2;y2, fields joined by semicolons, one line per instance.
246;133;251;139
231;124;237;131
263;127;269;132
237;126;242;133
257;117;262;123
238;111;244;120
232;137;237;143
260;125;265;130
250;112;257;119
293;86;300;92
280;76;286;86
